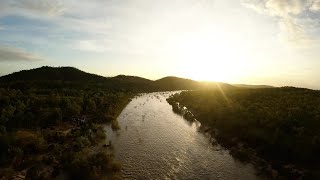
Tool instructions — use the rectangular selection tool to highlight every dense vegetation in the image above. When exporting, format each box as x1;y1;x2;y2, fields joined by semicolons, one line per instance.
168;87;320;179
0;88;133;129
0;67;142;179
0;86;132;179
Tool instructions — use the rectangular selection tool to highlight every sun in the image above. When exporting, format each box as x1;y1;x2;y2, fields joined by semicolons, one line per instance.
167;31;245;83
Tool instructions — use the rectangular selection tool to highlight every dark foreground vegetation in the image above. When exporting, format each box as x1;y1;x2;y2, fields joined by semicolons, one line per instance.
168;87;320;179
0;87;131;179
0;66;145;179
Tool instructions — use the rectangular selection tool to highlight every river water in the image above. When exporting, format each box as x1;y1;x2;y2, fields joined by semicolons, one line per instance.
105;92;266;179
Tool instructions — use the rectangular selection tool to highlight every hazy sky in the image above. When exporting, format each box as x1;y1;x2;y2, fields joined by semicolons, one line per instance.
0;0;320;88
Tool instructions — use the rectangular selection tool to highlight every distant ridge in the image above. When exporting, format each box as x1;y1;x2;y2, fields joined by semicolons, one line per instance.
153;76;200;90
152;76;237;90
0;66;106;83
0;66;275;91
111;75;152;84
233;84;274;89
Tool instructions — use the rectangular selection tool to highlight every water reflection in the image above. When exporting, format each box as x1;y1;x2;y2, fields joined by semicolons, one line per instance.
104;92;267;180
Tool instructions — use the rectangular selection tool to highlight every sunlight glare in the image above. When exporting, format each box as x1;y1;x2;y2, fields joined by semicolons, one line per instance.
167;30;246;82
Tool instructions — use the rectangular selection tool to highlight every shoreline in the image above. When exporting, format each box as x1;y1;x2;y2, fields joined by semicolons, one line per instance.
166;97;306;179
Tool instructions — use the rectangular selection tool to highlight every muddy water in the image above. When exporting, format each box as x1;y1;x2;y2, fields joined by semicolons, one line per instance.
105;92;266;179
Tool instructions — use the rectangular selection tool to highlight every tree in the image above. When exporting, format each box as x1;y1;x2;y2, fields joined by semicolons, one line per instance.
87;99;96;112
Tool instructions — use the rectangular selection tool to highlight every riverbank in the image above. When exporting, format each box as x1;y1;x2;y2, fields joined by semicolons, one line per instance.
0;122;122;179
167;88;320;179
0;87;135;179
167;97;280;178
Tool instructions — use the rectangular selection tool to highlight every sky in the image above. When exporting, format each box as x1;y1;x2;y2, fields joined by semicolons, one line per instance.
0;0;320;89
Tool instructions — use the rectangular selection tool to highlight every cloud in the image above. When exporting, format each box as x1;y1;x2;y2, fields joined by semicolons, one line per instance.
0;45;45;62
0;0;65;17
241;0;268;14
265;0;309;16
310;0;320;11
241;0;320;45
72;39;112;53
14;0;64;16
278;18;309;43
242;0;314;15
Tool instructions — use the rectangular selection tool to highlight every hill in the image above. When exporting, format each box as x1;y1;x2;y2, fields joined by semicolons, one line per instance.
233;84;274;89
0;66;107;83
0;66;159;92
0;66;270;91
151;76;236;90
152;76;200;90
107;75;158;92
111;75;152;84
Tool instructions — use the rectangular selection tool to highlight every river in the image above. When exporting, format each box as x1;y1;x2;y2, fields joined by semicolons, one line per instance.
104;92;266;179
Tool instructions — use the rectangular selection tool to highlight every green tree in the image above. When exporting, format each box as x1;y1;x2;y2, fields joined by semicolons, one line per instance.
87;99;96;112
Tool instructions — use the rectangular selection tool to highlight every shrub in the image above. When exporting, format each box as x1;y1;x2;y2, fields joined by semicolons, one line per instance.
111;120;120;130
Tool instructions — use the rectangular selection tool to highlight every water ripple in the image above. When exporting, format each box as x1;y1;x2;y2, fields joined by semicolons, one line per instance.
105;92;268;180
